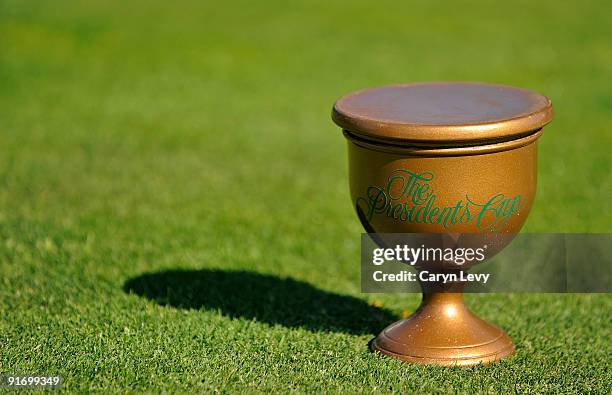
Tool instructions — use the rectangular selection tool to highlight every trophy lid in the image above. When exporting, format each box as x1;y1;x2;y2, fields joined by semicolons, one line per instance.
332;82;553;144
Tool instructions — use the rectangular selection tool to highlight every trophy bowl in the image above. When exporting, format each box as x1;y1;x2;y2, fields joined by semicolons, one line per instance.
332;82;553;366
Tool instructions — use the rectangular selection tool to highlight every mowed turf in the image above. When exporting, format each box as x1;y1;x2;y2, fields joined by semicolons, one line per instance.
1;0;611;393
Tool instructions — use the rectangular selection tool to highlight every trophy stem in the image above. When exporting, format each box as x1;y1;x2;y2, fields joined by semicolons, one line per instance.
371;277;515;366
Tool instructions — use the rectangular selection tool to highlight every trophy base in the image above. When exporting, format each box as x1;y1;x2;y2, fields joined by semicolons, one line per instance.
371;293;514;366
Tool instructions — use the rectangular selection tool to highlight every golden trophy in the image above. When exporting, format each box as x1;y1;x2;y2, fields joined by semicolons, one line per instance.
332;82;553;366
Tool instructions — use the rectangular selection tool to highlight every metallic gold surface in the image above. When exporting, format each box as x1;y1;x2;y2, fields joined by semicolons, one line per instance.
333;82;553;144
343;128;543;157
333;82;553;366
349;140;536;365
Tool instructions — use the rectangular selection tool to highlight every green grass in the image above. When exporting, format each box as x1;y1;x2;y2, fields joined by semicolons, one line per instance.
1;0;611;392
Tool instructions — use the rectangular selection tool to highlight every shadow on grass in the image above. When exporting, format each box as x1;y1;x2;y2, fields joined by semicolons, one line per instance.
123;269;395;335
